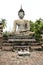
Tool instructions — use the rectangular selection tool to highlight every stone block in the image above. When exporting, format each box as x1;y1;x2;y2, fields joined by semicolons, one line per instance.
2;46;13;51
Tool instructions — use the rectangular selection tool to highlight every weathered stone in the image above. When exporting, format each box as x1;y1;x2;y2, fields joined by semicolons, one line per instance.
2;46;13;51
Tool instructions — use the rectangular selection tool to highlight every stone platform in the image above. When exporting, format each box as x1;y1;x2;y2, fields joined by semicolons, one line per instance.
0;51;43;65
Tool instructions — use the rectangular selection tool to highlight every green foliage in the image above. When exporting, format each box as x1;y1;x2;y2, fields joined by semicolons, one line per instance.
34;18;42;41
30;20;35;32
3;31;9;39
30;18;43;41
1;19;7;29
40;22;43;29
3;31;10;38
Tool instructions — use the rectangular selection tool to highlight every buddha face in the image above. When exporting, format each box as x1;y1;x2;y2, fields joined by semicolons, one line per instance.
19;12;24;19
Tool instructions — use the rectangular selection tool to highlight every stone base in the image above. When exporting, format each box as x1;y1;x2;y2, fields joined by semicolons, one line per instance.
2;46;13;51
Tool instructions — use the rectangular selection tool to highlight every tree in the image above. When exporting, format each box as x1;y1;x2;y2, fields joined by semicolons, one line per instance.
40;20;43;30
34;18;42;41
1;19;7;29
3;31;9;40
30;20;35;32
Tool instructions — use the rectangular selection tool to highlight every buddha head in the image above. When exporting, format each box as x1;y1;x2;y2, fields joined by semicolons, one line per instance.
18;6;25;19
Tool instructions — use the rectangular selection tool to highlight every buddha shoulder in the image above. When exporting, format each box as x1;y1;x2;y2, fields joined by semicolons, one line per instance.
14;19;29;22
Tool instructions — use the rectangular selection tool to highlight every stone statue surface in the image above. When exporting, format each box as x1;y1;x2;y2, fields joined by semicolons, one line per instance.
12;6;34;35
13;19;30;33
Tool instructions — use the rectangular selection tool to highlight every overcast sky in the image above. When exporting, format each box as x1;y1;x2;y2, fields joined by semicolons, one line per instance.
0;0;43;31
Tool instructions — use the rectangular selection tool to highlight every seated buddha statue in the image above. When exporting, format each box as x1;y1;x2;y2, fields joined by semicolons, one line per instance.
13;6;34;35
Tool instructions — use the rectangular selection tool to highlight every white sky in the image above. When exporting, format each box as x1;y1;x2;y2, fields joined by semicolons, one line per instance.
0;0;43;31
